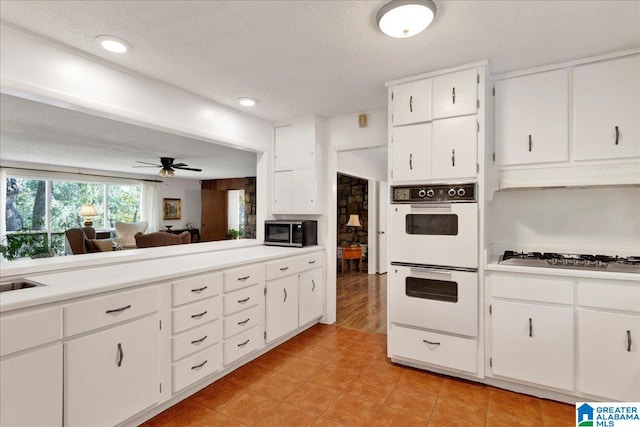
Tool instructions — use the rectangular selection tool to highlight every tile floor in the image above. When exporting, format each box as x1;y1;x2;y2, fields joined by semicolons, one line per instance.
144;324;575;426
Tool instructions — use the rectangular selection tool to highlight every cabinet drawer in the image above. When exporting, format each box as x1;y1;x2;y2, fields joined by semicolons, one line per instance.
579;281;640;313
172;297;222;334
490;274;573;305
224;306;261;339
223;326;263;366
172;319;222;361
172;273;222;307
0;307;62;356
266;258;299;280
295;252;324;272
389;324;477;374
224;264;264;292
223;284;262;316
172;344;222;393
65;286;159;337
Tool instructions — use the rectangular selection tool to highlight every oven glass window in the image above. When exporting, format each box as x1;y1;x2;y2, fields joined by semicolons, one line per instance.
406;214;458;235
406;277;458;303
266;224;290;242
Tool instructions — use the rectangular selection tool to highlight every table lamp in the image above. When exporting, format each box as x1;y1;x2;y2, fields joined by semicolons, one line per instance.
79;204;98;227
346;214;362;246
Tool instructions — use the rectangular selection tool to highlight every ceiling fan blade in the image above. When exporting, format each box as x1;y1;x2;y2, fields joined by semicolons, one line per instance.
173;166;202;172
132;165;160;168
136;161;161;166
171;163;188;168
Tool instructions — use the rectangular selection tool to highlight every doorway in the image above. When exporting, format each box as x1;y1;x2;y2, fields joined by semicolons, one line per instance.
200;177;256;241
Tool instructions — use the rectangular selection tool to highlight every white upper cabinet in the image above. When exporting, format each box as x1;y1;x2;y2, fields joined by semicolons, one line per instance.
392;79;432;126
391;123;432;182
573;55;640;161
273;171;293;213
432;68;478;119
274;125;295;171
432;116;478;180
495;69;569;166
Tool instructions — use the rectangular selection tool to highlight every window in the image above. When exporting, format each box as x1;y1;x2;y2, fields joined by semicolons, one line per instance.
3;175;142;258
227;189;245;237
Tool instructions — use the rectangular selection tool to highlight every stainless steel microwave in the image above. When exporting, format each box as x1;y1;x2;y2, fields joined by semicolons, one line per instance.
264;220;317;247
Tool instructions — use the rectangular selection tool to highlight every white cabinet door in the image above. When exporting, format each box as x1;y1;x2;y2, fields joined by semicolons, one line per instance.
265;275;299;343
392;79;432;126
293;121;316;170
491;301;574;391
274;125;295;171
432;116;478;179
299;267;324;326
579;309;640;401
0;344;62;427
432;68;478;119
292;169;318;213
391;123;432;182
573;55;640;161
64;316;159;427
495;69;569;165
273;170;293;213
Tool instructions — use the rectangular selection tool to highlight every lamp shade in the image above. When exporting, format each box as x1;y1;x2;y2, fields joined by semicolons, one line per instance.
79;204;98;217
346;214;362;228
377;0;437;38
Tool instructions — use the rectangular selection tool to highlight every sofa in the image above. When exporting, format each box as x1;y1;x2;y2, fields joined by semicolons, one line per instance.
134;231;191;248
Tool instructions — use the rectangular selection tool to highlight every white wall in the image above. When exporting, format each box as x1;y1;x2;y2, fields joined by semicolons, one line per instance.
488;186;640;256
337;149;387;182
158;178;202;232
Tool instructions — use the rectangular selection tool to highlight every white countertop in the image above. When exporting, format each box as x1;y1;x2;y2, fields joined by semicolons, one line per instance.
486;261;640;282
0;245;324;313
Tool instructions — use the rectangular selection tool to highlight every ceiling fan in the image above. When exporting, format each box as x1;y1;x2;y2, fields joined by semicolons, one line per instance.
133;157;202;177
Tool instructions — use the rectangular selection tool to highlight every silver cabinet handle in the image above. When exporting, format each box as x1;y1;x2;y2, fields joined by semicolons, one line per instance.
191;286;207;293
451;149;455;167
423;339;440;346
191;311;207;319
191;335;208;345
529;318;533;337
615;126;620;145
452;87;456;104
528;134;532;152
280;267;289;271
238;297;250;303
117;343;124;367
238;275;250;281
409;153;413;170
409;95;413;112
308;260;316;264
106;304;131;314
627;330;632;352
312;279;316;292
283;288;288;302
237;339;250;347
191;360;208;370
237;318;250;326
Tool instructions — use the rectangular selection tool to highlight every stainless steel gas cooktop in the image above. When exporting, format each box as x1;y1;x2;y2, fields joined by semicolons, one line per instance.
498;251;640;274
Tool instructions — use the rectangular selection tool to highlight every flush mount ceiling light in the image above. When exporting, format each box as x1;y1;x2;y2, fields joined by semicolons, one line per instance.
377;0;437;38
237;97;258;107
95;35;131;53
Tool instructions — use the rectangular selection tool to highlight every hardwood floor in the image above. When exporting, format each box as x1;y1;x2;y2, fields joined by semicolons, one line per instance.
336;271;387;334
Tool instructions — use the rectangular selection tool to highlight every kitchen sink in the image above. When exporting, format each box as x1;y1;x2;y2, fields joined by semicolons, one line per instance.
0;280;43;293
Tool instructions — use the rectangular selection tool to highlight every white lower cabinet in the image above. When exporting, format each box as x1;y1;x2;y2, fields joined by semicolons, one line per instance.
578;309;640;401
0;344;63;427
298;267;324;327
491;301;574;391
172;344;222;393
265;275;299;343
64;315;160;427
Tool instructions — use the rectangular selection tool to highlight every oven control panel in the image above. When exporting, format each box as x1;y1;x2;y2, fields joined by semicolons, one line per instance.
391;183;476;203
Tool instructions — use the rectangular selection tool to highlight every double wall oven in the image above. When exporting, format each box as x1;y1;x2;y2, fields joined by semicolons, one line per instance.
389;183;479;338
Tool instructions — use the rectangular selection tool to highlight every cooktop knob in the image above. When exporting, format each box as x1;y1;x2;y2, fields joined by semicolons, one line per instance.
426;189;435;198
448;188;456;197
457;188;466;197
418;189;426;198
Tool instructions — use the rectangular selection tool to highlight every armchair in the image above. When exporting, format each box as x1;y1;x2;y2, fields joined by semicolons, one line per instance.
64;227;113;255
134;231;191;248
114;221;148;249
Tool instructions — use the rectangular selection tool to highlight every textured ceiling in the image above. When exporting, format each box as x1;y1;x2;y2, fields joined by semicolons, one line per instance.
0;1;638;178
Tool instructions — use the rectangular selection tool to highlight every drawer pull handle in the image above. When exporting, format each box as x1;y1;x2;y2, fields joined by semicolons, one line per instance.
117;343;124;367
308;260;316;264
529;318;533;337
615;126;620;145
422;339;440;346
238;275;250;281
280;267;289;271
627;330;632;352
284;288;288;302
106;304;131;314
312;279;316;292
409;95;413;112
191;286;208;293
191;311;208;319
238;318;251;326
452;87;456;104
238;297;251;303
237;339;250;347
191;335;208;345
191;360;208;370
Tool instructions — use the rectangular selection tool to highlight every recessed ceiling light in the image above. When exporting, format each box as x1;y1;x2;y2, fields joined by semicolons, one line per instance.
95;35;131;53
237;97;258;107
377;0;437;38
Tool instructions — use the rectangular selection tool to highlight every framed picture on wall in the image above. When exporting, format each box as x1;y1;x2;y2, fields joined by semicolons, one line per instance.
163;198;181;220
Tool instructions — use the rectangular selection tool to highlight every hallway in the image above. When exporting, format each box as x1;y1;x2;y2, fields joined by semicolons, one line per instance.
336;272;387;334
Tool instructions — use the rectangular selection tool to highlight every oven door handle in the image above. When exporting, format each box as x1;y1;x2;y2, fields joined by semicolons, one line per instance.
408;204;452;212
409;267;453;277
